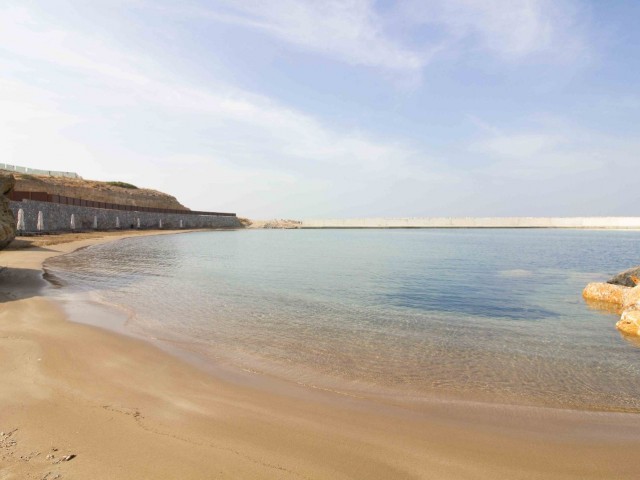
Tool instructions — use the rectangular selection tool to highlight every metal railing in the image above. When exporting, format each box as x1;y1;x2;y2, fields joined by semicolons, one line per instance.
8;191;236;217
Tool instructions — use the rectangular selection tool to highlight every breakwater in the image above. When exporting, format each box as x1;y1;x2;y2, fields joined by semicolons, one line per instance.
301;217;640;229
10;199;241;232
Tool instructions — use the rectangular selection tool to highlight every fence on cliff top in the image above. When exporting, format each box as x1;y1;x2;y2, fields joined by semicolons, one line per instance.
9;190;236;217
0;163;80;179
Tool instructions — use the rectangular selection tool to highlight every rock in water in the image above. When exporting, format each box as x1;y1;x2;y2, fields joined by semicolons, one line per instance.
617;309;640;336
624;285;640;308
608;266;640;287
583;282;627;305
583;277;640;338
0;174;16;250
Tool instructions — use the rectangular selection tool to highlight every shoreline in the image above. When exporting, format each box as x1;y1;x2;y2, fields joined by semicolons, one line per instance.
2;231;640;478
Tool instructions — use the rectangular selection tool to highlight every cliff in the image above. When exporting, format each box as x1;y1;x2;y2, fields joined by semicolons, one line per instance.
9;172;189;211
0;173;17;249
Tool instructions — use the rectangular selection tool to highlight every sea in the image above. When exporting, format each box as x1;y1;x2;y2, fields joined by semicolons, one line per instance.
44;229;640;412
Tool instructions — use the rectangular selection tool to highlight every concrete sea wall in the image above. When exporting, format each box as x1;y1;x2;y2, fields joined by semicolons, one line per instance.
301;217;640;229
10;199;241;232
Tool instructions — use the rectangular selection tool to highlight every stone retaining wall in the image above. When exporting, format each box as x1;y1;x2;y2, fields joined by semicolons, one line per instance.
10;199;241;232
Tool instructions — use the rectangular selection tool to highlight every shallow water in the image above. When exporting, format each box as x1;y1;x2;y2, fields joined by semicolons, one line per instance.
46;229;640;411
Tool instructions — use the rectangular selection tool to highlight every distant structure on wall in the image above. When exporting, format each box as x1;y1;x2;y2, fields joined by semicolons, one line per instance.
0;163;80;179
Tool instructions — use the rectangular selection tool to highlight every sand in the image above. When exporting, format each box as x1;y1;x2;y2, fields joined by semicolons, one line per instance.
1;231;640;479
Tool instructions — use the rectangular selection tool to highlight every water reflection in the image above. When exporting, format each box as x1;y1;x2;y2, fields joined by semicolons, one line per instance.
45;229;640;411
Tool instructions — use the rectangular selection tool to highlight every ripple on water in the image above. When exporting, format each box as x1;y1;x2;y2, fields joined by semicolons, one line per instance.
45;229;640;411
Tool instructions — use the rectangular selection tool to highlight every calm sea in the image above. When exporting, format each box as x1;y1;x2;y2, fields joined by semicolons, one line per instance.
45;229;640;411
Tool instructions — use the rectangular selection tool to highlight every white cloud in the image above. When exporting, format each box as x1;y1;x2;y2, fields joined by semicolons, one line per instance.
473;133;564;159
0;78;103;175
467;120;626;184
0;7;148;85
0;4;435;217
177;0;430;71
0;6;420;169
1;2;622;218
173;0;589;77
416;0;587;59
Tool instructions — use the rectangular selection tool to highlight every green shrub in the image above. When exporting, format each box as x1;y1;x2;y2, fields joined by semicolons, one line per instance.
107;181;138;189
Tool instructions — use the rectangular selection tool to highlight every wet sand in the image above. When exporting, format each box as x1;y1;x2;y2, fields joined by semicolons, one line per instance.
1;231;640;479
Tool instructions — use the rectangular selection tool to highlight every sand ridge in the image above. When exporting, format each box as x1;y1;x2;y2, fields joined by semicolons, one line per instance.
1;230;640;479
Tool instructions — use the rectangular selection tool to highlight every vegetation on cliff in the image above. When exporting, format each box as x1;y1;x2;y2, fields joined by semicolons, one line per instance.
106;181;138;190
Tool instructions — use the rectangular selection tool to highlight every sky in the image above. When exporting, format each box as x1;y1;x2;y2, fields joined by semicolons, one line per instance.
1;0;639;218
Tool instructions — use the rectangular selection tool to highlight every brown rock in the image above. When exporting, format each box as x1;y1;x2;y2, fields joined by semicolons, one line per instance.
583;280;640;337
582;282;627;305
617;309;640;336
0;173;16;250
623;285;640;309
608;266;640;288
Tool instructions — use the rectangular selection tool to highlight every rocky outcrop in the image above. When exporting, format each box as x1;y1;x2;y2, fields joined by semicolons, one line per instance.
0;174;16;249
246;219;302;229
608;266;640;288
584;274;640;337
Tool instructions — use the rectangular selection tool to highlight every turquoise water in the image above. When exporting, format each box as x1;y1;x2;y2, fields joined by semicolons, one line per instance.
46;229;640;411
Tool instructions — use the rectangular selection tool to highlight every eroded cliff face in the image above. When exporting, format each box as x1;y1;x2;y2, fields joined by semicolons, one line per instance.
10;173;189;211
0;174;16;249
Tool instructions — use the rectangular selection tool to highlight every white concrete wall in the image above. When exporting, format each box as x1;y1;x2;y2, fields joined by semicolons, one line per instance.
301;217;640;229
0;163;80;179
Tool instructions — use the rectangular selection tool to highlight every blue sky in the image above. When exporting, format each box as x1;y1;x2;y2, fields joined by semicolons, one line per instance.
1;0;639;218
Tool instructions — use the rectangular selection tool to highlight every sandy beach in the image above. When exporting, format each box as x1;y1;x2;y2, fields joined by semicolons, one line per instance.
2;231;640;479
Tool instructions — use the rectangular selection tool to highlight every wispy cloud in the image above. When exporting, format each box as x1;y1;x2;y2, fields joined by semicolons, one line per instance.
0;7;148;84
467;118;623;183
170;0;589;78
169;0;431;71
0;6;418;166
473;133;565;160
405;0;588;60
1;2;629;218
0;4;434;216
